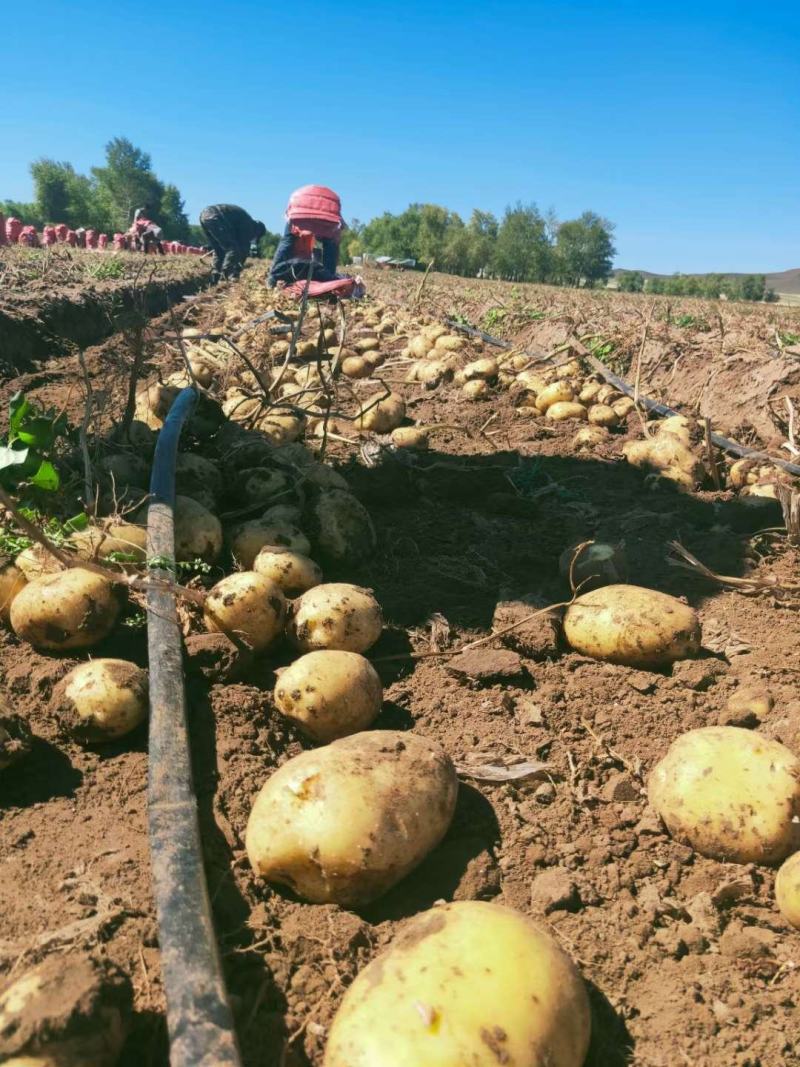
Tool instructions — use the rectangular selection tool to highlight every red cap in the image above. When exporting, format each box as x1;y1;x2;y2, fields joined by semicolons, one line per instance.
286;185;342;225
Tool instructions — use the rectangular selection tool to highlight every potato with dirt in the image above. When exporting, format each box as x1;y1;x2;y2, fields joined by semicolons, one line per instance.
775;852;800;929
229;519;311;570
274;650;382;742
324;901;590;1067
649;726;800;863
10;569;123;651
358;392;406;433
246;730;457;905
204;572;286;652
306;488;377;565
253;546;322;597
563;584;700;666
0;953;132;1067
287;582;383;653
54;659;148;742
0;559;27;621
69;523;147;568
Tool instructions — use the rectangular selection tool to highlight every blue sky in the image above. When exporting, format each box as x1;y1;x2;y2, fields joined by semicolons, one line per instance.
2;1;798;273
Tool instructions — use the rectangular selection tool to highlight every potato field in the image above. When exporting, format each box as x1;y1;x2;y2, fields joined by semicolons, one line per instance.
1;253;800;1067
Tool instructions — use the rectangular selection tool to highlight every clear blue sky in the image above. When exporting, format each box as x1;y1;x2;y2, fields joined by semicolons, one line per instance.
2;1;798;273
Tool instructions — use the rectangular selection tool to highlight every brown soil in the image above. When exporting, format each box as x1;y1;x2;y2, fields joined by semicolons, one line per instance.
1;269;799;1067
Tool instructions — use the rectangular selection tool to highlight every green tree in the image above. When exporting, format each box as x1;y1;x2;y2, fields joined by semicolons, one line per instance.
0;199;43;227
492;203;552;282
467;210;499;276
91;137;163;231
555;211;615;287
617;270;645;292
30;159;101;229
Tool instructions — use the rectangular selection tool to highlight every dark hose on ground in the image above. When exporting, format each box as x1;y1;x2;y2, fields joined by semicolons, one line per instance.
146;386;242;1066
447;319;800;478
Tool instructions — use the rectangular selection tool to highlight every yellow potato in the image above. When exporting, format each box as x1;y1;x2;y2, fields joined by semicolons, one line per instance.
462;357;498;381
324;901;590;1067
15;543;63;581
546;401;587;422
775;852;800;929
649;727;800;864
587;403;619;427
69;523;147;568
578;381;603;404
358;392;406;434
173;495;222;563
573;425;609;449
353;336;380;354
10;569;122;651
341;355;372;379
391;426;429;449
434;334;465;352
658;414;693;445
309;489;377;565
462;379;489;400
234;467;291;506
229;520;310;570
408;335;434;359
535;380;574;412
563;583;701;666
253;546;322;596
612;396;636;418
274;650;382;741
287;582;382;653
55;659;148;742
246;730;457;904
0;561;26;622
204;572;286;652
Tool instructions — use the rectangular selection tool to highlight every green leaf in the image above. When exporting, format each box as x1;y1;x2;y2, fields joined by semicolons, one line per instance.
65;512;90;532
29;460;60;492
8;393;30;438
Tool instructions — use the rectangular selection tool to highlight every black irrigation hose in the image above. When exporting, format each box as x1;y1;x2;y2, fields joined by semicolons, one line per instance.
447;319;800;478
146;386;242;1066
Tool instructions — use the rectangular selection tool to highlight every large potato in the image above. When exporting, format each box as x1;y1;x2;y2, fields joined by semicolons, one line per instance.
287;583;383;653
546;401;587;422
775;852;800;929
324;901;590;1067
535;380;574;412
175;453;223;501
229;520;310;570
253;547;322;597
54;659;148;742
274;650;382;742
0;560;26;622
307;489;377;565
563;584;700;666
246;730;457;904
358;392;406;433
204;572;286;652
649;727;800;863
10;569;122;650
153;495;223;563
69;523;147;567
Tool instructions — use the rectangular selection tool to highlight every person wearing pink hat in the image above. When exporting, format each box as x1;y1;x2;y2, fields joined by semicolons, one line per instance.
267;184;345;288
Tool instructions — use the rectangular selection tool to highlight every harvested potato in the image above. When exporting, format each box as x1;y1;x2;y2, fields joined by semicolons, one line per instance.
649;727;800;863
230;520;310;569
54;659;148;742
262;503;303;526
462;379;489;400
307;489;377;565
776;852;800;929
358;392;406;433
353;337;379;354
558;541;627;591
173;496;222;563
274;650;382;742
0;560;26;622
462;357;498;381
595;384;620;404
516;370;549;395
341;355;372;379
15;544;62;581
535;380;574;413
234;467;291;507
295;339;318;359
729;458;758;489
222;393;261;422
253;547;322;596
612;396;636;418
563;584;700;666
622;433;706;490
417;359;454;387
587;403;619;427
0;954;132;1067
434;334;465;352
579;381;603;404
408;335;433;359
659;414;693;445
69;523;146;568
288;583;382;653
324;901;591;1067
135;381;179;427
573;425;609;449
546;401;587;422
391;426;429;449
98;453;149;489
302;463;350;492
11;569;122;651
117;419;156;456
258;414;304;445
175;453;223;501
246;730;457;904
204;572;286;652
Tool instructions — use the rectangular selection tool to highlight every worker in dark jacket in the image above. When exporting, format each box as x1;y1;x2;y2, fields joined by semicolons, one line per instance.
199;204;266;283
267;185;344;287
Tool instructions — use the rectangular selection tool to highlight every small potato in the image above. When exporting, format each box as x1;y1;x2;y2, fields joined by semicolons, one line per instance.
341;355;372;379
516;370;549;395
246;730;457;904
776;852;800;929
573;425;609;449
0;561;26;622
135;381;179;425
416;359;454;387
307;489;377;566
54;659;148;742
324;901;590;1067
174;496;222;563
729;458;758;489
563;583;700;666
546;401;587;422
15;543;62;581
204;572;286;652
358;392;406;434
649;727;800;864
612;396;636;418
253;547;322;596
434;334;465;352
274;650;382;741
595;384;621;404
288;582;382;653
658;414;693;445
587;403;619;427
117;419;157;457
295;339;318;359
558;541;627;591
223;393;262;423
408;335;433;359
462;357;498;381
11;569;122;650
391;426;429;449
301;463;351;492
462;379;489;400
535;380;574;412
579;381;603;404
353;336;380;354
258;414;304;445
230;520;310;569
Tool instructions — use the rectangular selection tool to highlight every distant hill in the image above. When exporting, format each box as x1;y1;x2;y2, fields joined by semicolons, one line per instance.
612;267;800;295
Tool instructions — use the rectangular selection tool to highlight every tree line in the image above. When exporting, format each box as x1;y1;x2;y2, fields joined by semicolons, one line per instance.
340;204;616;287
1;138;200;244
616;270;776;302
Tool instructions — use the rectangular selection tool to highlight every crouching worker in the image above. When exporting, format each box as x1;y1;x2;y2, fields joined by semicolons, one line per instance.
267;185;346;288
199;204;266;283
